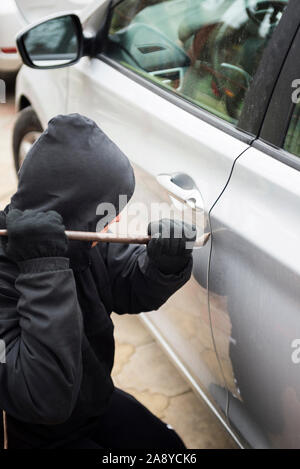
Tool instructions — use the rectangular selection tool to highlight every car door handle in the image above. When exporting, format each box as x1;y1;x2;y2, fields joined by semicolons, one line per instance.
157;173;210;247
157;173;204;211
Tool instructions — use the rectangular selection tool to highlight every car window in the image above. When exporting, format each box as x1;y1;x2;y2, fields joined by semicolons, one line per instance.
105;0;288;125
284;101;300;157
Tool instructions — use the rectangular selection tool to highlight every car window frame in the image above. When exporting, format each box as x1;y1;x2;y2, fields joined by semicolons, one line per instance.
258;11;300;171
98;0;296;144
237;0;300;137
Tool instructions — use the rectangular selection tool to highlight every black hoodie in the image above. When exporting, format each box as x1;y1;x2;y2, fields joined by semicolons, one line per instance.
0;114;192;448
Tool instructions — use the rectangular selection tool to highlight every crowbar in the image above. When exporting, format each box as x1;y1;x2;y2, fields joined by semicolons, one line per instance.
0;230;211;247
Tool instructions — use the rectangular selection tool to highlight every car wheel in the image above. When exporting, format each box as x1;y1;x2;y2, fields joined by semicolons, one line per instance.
13;106;43;173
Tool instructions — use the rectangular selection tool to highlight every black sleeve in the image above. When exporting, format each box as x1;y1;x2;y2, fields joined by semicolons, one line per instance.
103;243;192;315
0;257;83;425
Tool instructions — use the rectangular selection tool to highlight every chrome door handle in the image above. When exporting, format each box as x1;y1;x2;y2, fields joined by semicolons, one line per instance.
157;172;211;247
157;173;204;212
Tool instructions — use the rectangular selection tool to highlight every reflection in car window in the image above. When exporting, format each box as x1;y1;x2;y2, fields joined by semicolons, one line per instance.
24;16;78;60
106;0;288;125
284;102;300;157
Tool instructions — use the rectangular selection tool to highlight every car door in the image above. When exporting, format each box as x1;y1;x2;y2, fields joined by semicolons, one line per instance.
208;3;300;448
66;0;290;436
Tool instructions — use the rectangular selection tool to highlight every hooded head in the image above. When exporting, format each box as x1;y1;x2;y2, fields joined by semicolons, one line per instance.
10;113;135;232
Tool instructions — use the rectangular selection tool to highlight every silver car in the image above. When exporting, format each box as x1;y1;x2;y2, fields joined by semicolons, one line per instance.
13;0;300;448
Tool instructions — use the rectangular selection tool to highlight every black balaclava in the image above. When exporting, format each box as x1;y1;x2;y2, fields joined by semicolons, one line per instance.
10;113;135;269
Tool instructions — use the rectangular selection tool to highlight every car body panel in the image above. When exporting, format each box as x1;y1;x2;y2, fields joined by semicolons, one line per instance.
67;57;250;210
16;66;69;124
209;146;300;448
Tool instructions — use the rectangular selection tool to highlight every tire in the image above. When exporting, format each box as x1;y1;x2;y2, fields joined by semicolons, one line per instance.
13;106;43;173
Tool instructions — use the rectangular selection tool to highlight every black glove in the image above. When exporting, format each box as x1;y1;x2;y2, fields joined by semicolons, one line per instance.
0;209;68;263
147;219;196;275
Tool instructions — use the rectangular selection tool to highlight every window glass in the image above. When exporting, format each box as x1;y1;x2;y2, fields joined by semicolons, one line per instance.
106;0;288;125
284;101;300;157
23;16;79;66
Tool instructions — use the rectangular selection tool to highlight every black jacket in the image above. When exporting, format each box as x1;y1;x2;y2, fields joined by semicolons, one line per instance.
0;114;192;448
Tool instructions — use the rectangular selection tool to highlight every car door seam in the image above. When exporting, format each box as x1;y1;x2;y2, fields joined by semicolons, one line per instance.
206;142;255;419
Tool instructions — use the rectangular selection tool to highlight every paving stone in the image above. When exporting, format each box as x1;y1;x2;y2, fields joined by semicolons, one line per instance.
115;342;190;397
162;391;237;449
112;313;154;347
112;342;135;376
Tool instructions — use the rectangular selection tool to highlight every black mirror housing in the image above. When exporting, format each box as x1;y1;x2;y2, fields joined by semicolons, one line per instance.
16;14;84;70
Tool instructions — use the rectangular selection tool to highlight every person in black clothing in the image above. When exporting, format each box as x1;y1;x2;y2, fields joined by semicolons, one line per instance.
0;114;195;449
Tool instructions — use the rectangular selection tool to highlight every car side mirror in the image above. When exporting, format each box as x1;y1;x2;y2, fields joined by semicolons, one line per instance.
16;14;84;69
